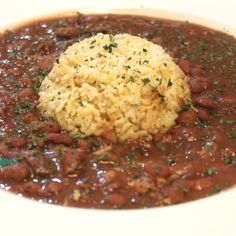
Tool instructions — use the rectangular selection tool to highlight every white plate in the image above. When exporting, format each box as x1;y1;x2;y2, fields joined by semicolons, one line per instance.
0;1;236;236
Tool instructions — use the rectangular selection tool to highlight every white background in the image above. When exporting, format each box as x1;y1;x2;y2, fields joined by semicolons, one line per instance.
1;1;236;236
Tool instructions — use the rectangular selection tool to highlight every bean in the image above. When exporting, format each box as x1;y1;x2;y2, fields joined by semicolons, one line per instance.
101;129;117;143
61;151;83;175
165;186;184;204
8;137;26;148
46;133;73;146
194;96;215;109
55;27;79;39
197;108;210;121
190;67;203;77
220;95;236;105
0;163;31;181
27;156;52;177
144;162;170;178
105;193;125;206
77;139;92;153
189;77;209;94
44;182;63;196
129;178;155;194
38;55;55;72
23;114;37;124
178;60;190;74
18;88;34;102
177;110;198;125
37;121;61;134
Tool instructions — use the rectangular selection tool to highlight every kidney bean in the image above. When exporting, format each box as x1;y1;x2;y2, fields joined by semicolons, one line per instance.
61;151;84;175
105;193;125;206
38;55;55;72
27;156;52;177
8;137;26;148
193;178;213;190
178;60;190;74
104;170;117;182
220;95;236;105
190;67;203;77
189;77;209;94
44;182;63;196
46;133;73;146
165;186;184;204
37;40;55;54
101;129;117;143
144;161;170;178
18;88;34;102
55;27;79;39
23;114;38;124
0;163;31;181
37;121;61;134
20;76;32;88
129;178;155;194
194;96;215;109
23;182;42;195
77;139;92;153
197;108;210;121
177;110;198;125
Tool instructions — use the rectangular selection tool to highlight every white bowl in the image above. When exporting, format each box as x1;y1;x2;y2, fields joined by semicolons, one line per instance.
1;1;236;236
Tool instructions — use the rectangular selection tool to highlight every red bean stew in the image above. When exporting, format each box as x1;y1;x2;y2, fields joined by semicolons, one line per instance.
0;14;235;209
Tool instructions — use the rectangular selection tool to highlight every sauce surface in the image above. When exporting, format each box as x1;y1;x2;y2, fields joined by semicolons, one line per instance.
0;14;235;209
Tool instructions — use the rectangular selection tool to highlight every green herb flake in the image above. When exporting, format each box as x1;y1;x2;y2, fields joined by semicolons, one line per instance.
129;76;135;82
0;157;17;169
204;167;218;176
142;77;150;85
126;154;137;168
15;102;32;114
7;50;17;58
211;185;221;195
167;79;173;87
159;143;167;152
142;48;148;52
103;42;118;53
58;21;68;28
198;121;208;129
227;132;236;139
36;70;48;78
166;158;176;166
220;119;235;125
224;156;235;165
96;153;108;161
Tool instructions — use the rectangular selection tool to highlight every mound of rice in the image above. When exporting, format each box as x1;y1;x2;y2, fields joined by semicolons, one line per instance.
39;33;190;141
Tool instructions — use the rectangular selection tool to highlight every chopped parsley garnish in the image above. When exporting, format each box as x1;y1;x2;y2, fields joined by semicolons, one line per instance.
182;102;191;111
95;153;108;161
198;121;208;129
142;48;148;52
204;167;218;176
7;50;17;58
126;154;137;168
166;158;176;166
142;77;150;85
224;156;235;165
159;143;167;152
211;185;221;195
167;79;173;87
220;119;235;125
58;21;68;28
36;70;48;78
15;102;32;114
103;42;118;53
129;76;135;82
0;157;17;169
227;132;236;139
